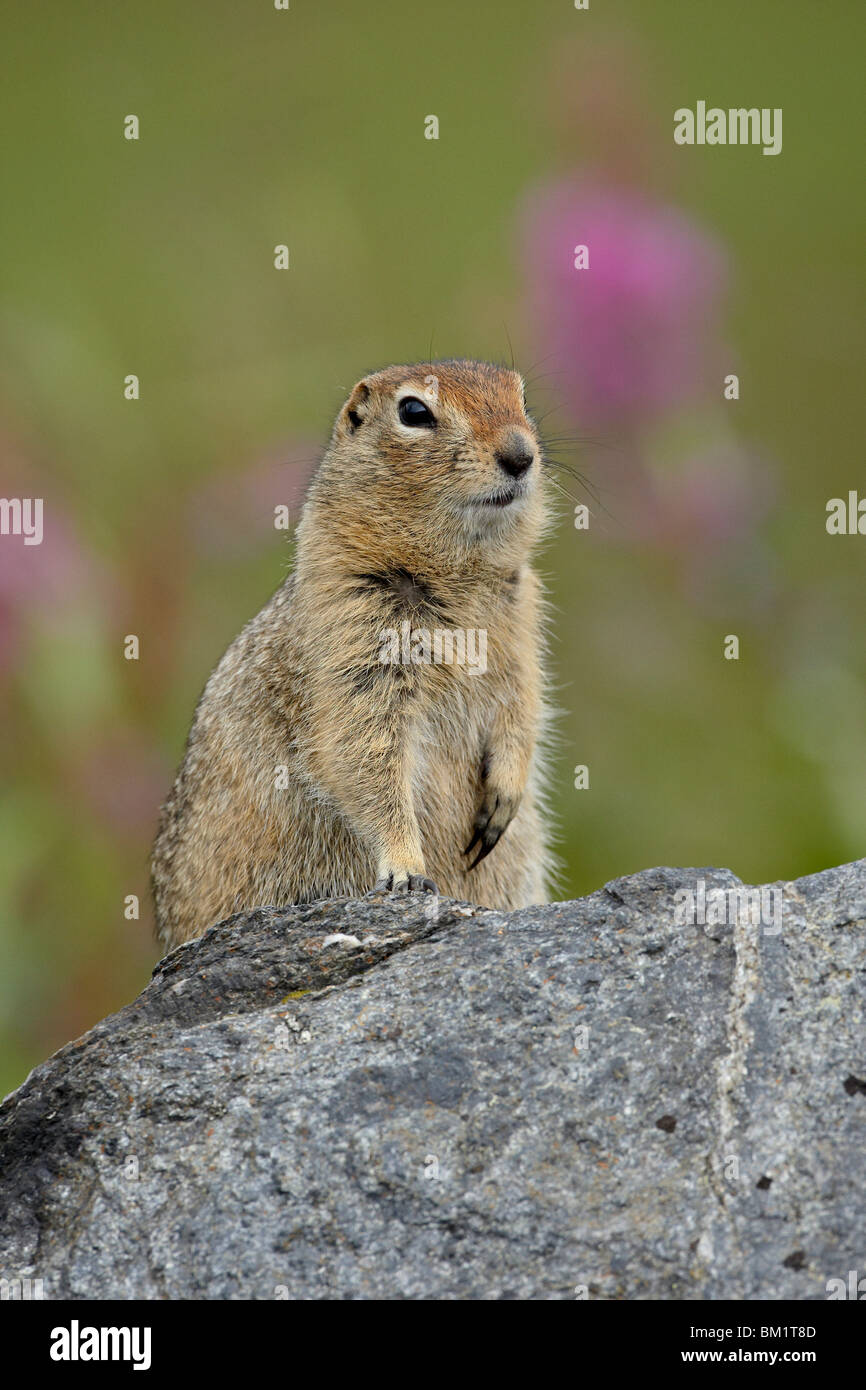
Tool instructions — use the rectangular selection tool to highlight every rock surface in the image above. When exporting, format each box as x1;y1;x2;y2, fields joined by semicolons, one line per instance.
0;861;863;1300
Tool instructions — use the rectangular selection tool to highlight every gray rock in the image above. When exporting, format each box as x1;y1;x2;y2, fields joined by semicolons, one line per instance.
0;862;863;1300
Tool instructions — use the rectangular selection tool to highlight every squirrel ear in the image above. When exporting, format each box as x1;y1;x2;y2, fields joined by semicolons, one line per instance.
341;380;370;434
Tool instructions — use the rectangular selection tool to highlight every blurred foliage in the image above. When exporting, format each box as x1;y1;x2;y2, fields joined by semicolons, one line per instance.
0;0;863;1097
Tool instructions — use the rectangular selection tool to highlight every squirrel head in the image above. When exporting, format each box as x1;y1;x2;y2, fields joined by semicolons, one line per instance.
307;360;549;573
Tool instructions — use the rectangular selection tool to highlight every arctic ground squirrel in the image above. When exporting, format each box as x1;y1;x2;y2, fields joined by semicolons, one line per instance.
152;359;555;949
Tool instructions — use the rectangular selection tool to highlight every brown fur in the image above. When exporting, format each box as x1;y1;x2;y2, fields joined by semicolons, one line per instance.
151;360;556;949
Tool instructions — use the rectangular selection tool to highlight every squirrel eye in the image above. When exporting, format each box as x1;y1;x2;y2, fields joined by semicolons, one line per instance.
398;396;436;428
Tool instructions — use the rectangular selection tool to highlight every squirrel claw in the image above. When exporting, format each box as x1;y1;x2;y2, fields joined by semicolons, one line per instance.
406;873;439;894
371;872;439;895
465;789;517;870
466;834;501;871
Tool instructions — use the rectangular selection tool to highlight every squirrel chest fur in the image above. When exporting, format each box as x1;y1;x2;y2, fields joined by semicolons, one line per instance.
152;359;555;949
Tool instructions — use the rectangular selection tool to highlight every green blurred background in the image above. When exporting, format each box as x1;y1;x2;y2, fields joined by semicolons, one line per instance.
1;0;863;1097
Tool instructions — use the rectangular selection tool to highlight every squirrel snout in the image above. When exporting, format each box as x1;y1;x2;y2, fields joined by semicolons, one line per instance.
495;432;535;479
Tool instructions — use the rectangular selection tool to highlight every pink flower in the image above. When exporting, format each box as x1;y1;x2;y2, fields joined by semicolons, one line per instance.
520;180;729;426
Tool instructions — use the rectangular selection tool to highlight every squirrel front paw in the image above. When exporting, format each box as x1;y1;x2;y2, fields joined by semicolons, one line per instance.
370;869;439;895
464;787;520;870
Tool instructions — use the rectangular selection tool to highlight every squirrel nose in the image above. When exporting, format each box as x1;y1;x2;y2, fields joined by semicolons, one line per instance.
496;433;535;479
